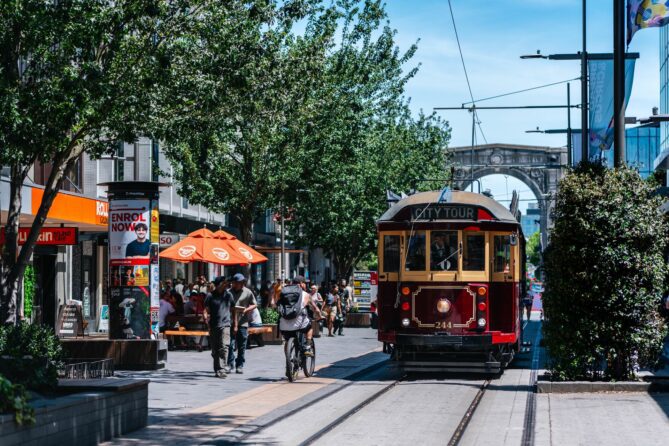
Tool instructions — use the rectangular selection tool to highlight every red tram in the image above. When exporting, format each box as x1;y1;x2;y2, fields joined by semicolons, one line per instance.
376;190;525;373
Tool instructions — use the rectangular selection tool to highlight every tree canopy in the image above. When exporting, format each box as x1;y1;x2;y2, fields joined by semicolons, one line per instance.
526;231;541;266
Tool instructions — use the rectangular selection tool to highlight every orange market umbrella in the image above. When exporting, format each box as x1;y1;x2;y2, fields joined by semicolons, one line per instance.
212;230;268;264
160;228;250;265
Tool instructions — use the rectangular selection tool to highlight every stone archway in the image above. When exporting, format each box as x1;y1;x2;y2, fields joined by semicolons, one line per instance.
447;143;568;248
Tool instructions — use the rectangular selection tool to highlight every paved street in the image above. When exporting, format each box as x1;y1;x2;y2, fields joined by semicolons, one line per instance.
100;316;669;446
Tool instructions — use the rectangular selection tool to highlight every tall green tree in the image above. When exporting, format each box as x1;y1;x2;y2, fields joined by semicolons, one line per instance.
526;231;542;266
287;1;451;278
543;163;668;381
158;0;334;250
0;0;246;324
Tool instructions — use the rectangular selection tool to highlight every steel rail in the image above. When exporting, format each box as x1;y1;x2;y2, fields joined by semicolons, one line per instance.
298;376;405;446
447;379;492;446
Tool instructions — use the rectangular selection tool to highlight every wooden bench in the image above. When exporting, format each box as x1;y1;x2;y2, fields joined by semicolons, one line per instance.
164;326;273;351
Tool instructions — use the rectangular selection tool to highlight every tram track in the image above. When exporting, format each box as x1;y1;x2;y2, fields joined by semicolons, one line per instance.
297;375;405;446
446;378;492;446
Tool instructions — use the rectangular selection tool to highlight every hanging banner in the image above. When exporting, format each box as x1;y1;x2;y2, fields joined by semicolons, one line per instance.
588;58;636;164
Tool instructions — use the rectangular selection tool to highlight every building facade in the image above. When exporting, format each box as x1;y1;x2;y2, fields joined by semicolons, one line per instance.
1;137;334;332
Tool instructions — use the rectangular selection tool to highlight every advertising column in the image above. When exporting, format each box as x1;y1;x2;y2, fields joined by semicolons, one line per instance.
101;182;163;340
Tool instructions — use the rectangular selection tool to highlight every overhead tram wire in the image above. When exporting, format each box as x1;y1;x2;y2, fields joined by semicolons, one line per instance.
447;0;487;145
461;77;581;106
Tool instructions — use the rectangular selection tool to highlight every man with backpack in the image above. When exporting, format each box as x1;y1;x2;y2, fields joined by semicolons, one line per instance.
278;276;322;356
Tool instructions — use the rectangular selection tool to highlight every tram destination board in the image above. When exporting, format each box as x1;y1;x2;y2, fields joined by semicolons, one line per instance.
352;271;378;312
410;204;476;221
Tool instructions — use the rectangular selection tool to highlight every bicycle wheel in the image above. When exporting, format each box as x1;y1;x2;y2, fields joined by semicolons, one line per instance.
285;337;299;382
302;339;316;377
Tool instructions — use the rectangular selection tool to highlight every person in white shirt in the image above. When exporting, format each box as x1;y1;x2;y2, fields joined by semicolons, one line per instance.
159;294;175;333
278;276;322;356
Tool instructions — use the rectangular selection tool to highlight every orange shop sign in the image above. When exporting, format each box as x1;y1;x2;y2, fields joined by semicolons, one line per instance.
0;227;78;246
31;188;108;227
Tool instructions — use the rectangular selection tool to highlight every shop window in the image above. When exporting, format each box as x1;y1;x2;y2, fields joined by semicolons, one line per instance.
430;231;458;271
382;235;400;273
493;235;511;273
463;233;485;271
405;232;426;271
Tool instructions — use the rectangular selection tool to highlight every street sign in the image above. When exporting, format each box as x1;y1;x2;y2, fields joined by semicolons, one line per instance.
0;227;78;246
352;271;378;312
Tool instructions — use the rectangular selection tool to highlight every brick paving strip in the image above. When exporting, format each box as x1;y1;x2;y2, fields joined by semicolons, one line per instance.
102;347;387;446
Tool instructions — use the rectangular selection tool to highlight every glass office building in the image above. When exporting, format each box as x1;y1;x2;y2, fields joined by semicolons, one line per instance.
655;26;669;174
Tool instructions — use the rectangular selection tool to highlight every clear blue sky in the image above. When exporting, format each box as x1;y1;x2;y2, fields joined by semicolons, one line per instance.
383;1;660;209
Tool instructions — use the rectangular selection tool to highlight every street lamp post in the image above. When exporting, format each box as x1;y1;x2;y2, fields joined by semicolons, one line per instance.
520;51;639;164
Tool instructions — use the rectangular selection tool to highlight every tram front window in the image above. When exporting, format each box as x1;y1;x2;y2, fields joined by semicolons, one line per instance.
430;231;458;271
405;232;426;271
383;235;400;273
493;235;511;273
463;233;485;271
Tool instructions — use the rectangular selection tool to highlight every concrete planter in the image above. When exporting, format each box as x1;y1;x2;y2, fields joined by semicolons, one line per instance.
261;324;283;345
0;378;148;446
344;313;371;327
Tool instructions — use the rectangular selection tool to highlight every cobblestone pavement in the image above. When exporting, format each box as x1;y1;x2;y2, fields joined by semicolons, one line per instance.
103;328;385;445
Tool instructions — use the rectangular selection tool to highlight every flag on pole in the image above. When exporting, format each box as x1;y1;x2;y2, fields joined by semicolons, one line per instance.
628;0;669;45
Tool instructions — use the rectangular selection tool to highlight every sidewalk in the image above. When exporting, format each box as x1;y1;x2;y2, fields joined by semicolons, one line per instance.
103;328;384;445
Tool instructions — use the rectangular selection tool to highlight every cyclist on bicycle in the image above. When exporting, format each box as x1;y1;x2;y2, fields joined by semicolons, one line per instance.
278;275;322;356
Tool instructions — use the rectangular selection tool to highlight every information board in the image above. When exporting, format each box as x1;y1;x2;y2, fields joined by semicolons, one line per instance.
57;304;85;337
352;271;378;312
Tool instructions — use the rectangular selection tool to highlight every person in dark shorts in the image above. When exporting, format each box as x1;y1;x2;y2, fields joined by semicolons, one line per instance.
204;276;236;378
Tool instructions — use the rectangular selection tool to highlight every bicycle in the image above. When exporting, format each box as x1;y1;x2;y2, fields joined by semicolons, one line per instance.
284;330;316;382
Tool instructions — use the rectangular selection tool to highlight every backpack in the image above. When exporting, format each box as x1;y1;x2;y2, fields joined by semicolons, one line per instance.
278;285;303;320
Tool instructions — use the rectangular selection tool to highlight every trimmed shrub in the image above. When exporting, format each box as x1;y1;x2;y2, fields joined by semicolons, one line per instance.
259;307;280;325
543;163;668;381
0;374;34;425
0;323;63;391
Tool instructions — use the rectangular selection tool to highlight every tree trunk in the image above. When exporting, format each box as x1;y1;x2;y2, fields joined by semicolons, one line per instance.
238;212;254;281
1;148;82;325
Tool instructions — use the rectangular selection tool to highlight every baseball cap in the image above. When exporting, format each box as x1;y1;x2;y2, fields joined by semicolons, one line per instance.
292;275;306;284
213;276;226;286
232;273;246;283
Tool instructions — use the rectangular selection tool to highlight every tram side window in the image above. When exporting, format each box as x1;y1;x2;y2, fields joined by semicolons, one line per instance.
430;231;458;271
383;235;400;273
463;233;485;271
405;232;426;271
493;235;511;273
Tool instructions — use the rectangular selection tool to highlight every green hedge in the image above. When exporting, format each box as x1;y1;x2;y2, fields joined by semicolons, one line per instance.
0;374;34;425
543;163;668;381
0;323;63;391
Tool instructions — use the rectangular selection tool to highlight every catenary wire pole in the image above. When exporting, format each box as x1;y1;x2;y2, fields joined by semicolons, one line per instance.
581;0;588;163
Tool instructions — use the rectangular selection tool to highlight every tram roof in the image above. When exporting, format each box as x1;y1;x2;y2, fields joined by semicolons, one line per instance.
378;191;518;224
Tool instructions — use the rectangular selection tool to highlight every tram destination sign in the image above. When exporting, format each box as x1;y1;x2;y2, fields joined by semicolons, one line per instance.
410;204;477;221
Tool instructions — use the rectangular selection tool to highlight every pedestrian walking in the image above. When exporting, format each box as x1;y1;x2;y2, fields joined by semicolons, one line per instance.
323;284;341;337
204;276;236;378
337;279;353;336
310;285;324;329
227;273;257;374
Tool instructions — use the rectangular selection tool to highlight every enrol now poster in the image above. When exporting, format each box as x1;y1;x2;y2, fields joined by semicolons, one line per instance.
103;182;162;341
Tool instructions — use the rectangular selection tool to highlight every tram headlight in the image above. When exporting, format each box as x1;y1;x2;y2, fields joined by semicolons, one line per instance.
401;318;411;327
437;298;451;313
477;318;486;327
